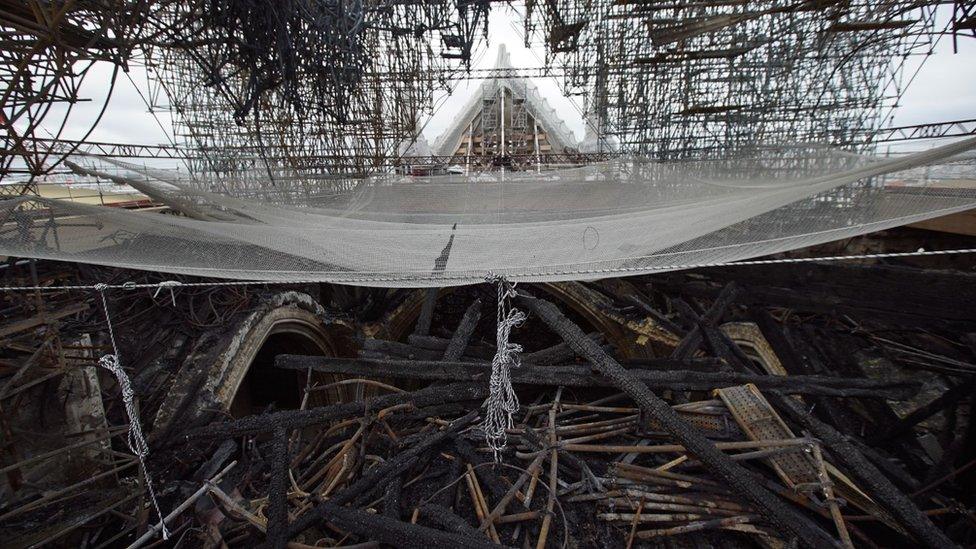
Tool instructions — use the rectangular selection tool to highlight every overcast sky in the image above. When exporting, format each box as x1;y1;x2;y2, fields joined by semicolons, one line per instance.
46;4;976;155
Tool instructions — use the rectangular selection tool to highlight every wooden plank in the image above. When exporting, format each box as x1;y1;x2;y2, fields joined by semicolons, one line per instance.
909;209;976;236
0;302;89;339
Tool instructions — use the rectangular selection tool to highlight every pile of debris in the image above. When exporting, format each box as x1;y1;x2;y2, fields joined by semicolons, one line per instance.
2;253;976;547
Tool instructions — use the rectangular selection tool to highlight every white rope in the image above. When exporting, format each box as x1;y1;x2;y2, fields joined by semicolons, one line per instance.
0;247;974;292
95;285;171;540
152;280;182;306
482;272;526;460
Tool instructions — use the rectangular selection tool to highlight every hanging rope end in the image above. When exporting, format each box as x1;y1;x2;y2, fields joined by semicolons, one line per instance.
481;272;525;460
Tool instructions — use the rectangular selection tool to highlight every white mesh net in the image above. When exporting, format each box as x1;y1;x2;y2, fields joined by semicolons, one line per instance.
2;138;975;287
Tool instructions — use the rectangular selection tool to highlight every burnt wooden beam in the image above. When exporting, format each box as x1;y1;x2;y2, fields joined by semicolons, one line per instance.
700;324;754;372
791;326;872;438
276;355;918;399
671;283;740;359
444;299;482;361
361;338;441;360
275;412;478;545
673;263;976;330
669;297;702;331
266;427;289;549
414;288;439;336
521;333;602;365
418;504;485;538
751;308;807;375
849;438;921;492
754;311;877;440
181;382;486;441
793;324;933;474
521;427;603;491
438;453;465;509
383;475;403;519
408;334;496;360
516;290;840;548
752;310;931;478
0;302;89;339
621;357;726;370
452;436;509;503
624;294;685;336
956;390;976;490
868;380;976;445
767;391;956;549
312;501;505;549
339;413;472;508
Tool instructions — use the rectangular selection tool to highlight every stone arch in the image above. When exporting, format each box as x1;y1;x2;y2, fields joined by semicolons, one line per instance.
151;292;343;440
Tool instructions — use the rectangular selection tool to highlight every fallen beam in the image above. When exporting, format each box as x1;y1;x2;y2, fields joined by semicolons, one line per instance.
180;381;486;441
521;332;602;365
767;391;957;549
671;283;740;359
275;356;918;399
266;427;290;549
516;290;840;548
0;302;89;339
674;263;976;329
311;501;505;549
273;412;480;546
868;380;976;444
444;299;482;360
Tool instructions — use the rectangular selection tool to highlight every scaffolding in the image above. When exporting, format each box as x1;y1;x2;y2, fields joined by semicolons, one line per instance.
1;1;492;189
2;1;975;189
145;1;491;186
523;0;967;159
0;0;166;192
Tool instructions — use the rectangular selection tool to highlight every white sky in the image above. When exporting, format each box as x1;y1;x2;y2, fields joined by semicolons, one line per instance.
40;4;976;155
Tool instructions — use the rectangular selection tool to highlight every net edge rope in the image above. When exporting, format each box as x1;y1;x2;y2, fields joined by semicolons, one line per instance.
1;247;974;292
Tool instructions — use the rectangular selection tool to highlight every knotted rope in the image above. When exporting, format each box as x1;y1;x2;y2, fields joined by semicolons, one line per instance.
482;272;526;460
151;280;183;306
95;284;170;540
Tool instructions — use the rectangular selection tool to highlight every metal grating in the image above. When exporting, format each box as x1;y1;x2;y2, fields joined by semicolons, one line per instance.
716;384;819;489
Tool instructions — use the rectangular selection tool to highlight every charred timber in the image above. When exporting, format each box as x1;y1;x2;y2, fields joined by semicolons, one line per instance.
671;282;740;359
515;290;841;548
266;427;289;549
443;298;482;361
180;382;486;441
276;355;918;399
674;263;976;330
310;501;506;549
768;391;957;548
274;412;479;546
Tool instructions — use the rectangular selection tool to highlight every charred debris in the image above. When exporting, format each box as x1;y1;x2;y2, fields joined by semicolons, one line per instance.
2;247;976;548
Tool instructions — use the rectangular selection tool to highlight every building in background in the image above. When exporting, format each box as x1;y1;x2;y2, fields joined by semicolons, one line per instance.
429;45;595;172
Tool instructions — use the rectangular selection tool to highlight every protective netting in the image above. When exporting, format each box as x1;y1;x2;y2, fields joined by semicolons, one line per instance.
2;138;975;287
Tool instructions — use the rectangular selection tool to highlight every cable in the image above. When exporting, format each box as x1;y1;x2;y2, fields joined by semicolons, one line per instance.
94;285;170;540
1;247;974;292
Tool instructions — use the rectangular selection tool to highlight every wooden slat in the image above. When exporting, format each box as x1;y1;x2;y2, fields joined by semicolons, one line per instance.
0;302;89;339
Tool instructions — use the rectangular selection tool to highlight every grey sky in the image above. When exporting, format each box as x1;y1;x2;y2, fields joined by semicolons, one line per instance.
890;37;976;130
